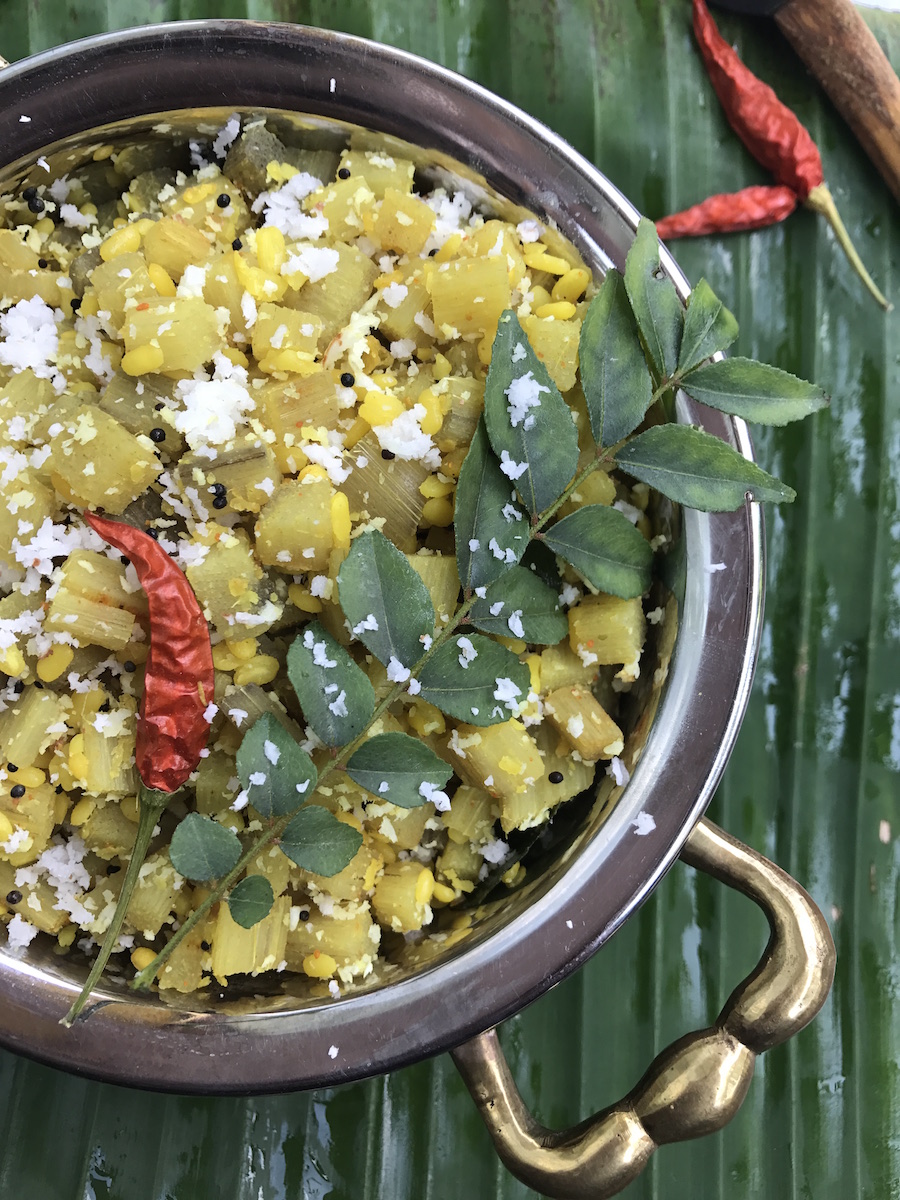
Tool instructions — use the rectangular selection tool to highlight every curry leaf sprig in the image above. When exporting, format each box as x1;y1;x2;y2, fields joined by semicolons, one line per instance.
131;216;826;992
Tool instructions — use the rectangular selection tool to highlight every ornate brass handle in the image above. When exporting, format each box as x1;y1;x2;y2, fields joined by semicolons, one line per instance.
451;817;836;1200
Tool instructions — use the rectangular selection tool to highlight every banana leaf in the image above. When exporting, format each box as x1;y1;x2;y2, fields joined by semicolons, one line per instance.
0;2;898;1198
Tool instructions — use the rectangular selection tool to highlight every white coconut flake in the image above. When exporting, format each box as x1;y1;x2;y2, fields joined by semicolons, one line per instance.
632;812;656;836
374;404;440;469
499;450;528;481
59;203;97;230
566;714;585;739
302;440;351;484
606;756;630;786
328;690;349;717
283;244;340;282
493;677;522;714
5;914;38;950
507;610;525;638
505;371;548;430
174;353;255;449
457;637;477;669
253;171;327;239
177;262;208;299
263;739;281;765
418;780;450;812
386;656;411;683
511;341;527;363
0;297;62;382
488;537;517;564
212;114;241;159
352;614;379;635
481;838;509;864
303;629;337;667
240;291;257;329
381;281;408;309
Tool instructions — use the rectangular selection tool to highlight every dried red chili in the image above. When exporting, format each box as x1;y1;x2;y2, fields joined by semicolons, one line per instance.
656;0;889;311
63;516;213;1025
656;185;798;240
692;0;822;200
84;513;214;794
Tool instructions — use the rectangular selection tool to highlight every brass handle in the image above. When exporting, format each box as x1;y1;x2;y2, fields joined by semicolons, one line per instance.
451;817;836;1200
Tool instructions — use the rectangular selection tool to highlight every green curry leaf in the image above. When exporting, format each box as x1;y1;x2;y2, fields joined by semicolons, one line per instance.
542;505;653;598
580;268;653;446
454;418;530;590
615;424;796;510
483;309;578;515
235;712;318;818
227;875;275;929
286;623;375;747
417;634;531;726
677;278;739;375
624;217;683;382
346;731;453;808
280;806;363;877
469;564;568;644
338;529;435;668
169;813;242;883
681;357;829;425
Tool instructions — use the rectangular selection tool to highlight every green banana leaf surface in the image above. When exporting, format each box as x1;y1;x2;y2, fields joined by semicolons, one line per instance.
1;2;899;1197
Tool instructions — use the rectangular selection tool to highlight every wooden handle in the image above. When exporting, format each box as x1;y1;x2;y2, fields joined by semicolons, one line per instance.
775;0;900;204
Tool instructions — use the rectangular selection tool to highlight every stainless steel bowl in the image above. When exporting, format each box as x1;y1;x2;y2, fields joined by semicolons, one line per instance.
0;21;765;1095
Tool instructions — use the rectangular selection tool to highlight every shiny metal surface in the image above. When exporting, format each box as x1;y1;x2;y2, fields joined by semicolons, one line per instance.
0;22;765;1094
452;818;836;1199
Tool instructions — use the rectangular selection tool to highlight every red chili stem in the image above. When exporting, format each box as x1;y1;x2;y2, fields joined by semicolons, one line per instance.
656;184;799;239
84;513;214;794
692;0;823;200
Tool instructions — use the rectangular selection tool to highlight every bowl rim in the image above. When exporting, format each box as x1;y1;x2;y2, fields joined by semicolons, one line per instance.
0;19;764;1093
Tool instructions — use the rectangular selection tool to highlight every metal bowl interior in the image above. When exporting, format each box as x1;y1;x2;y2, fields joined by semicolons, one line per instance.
0;21;763;1093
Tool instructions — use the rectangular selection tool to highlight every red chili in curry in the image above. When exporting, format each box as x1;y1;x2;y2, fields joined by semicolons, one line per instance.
84;513;214;793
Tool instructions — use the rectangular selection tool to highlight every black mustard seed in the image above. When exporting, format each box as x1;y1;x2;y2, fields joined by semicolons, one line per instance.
549;771;564;784
340;372;355;388
10;785;26;799
381;449;396;460
149;427;166;443
232;238;242;250
27;196;44;214
5;891;22;905
212;494;228;510
6;764;16;773
338;167;351;179
216;193;231;208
